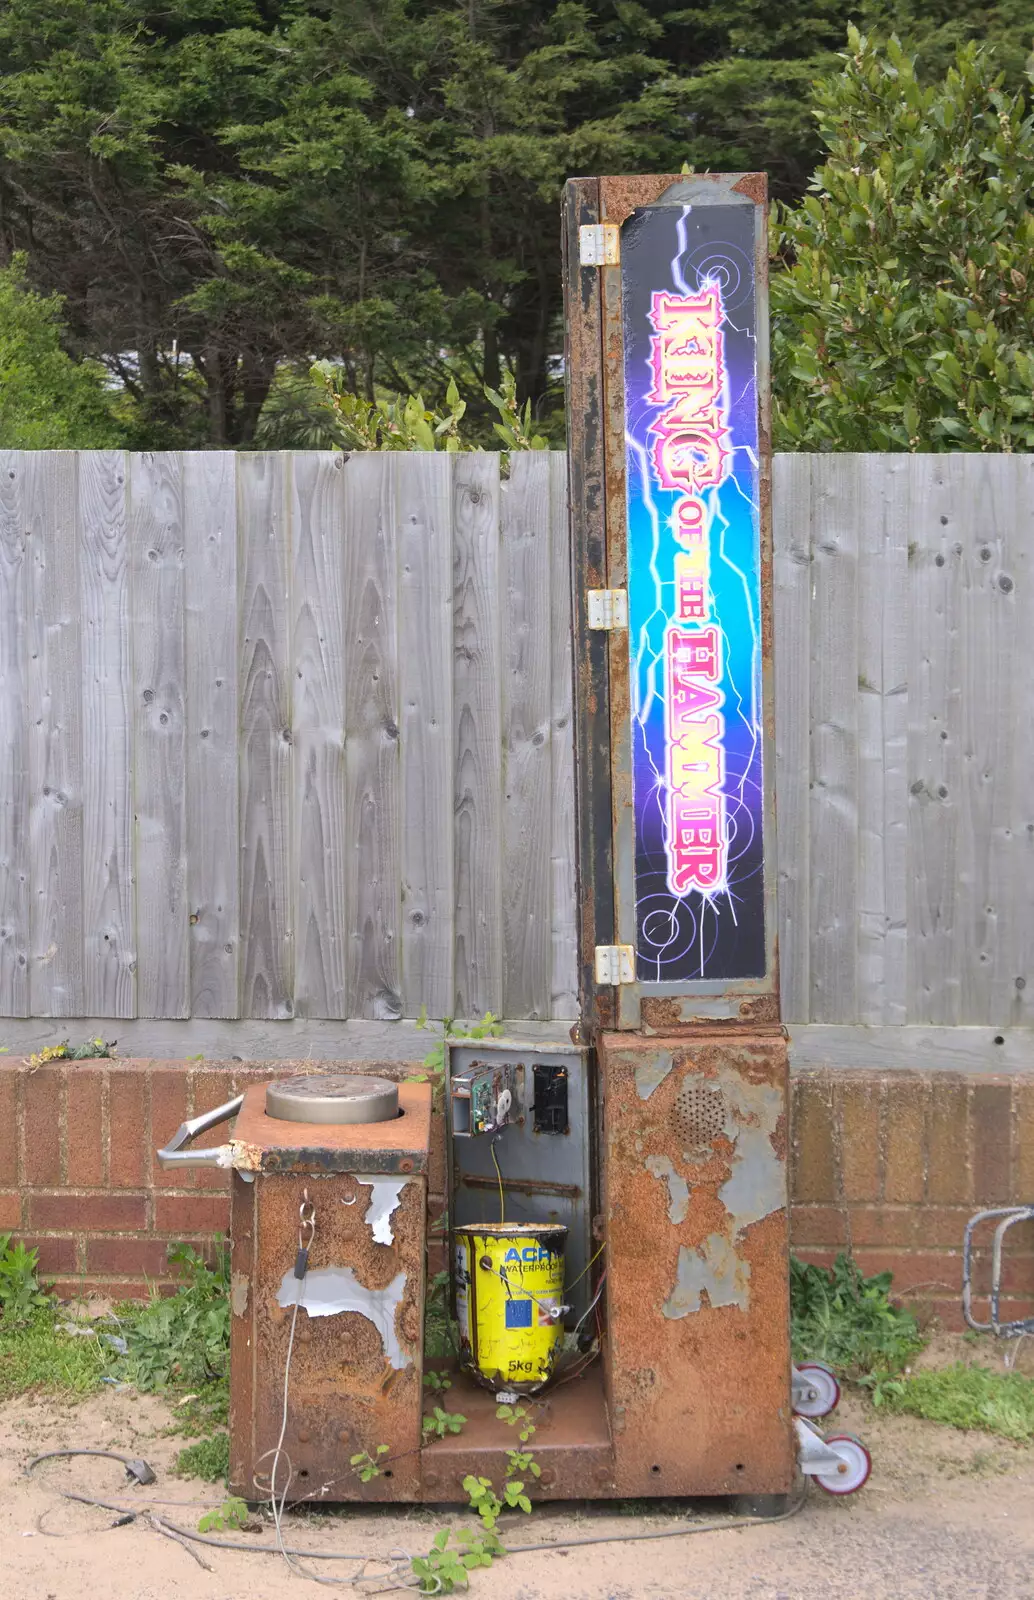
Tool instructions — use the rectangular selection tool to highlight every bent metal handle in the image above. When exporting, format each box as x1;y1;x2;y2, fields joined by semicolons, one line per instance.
155;1093;244;1169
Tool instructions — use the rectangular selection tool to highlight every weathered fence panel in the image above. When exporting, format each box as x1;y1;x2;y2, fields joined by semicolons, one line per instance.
774;452;1034;1026
1;449;1032;1028
0;449;578;1024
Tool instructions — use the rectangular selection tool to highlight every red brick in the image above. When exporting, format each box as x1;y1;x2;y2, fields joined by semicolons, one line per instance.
921;1206;980;1249
0;1190;21;1228
66;1066;106;1187
19;1235;77;1274
0;1069;18;1183
997;1253;1034;1295
85;1237;175;1277
925;1297;967;1333
790;1248;839;1272
926;1079;972;1204
151;1067;192;1189
848;1206;913;1248
883;1077;927;1203
851;1249;962;1295
28;1192;146;1232
108;1067;147;1188
191;1067;240;1191
23;1065;64;1185
790;1076;837;1204
837;1079;882;1202
971;1082;1012;1206
154;1194;230;1235
789;1205;848;1248
50;1278;152;1302
1016;1082;1034;1200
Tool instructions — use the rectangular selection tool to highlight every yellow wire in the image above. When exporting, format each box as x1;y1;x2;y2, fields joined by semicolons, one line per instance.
490;1139;505;1224
565;1242;605;1294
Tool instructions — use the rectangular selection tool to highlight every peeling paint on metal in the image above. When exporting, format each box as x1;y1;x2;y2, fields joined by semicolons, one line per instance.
355;1176;407;1245
275;1266;410;1369
662;1236;751;1318
230;1271;250;1318
635;1055;675;1100
718;1076;785;1232
644;1155;689;1224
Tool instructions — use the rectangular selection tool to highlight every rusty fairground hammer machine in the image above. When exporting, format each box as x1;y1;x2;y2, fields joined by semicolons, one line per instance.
157;174;870;1506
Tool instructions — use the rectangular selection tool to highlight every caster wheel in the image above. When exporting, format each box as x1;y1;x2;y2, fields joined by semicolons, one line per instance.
814;1433;872;1496
794;1362;841;1419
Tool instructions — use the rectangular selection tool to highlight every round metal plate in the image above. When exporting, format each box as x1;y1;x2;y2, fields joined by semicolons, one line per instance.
264;1074;399;1126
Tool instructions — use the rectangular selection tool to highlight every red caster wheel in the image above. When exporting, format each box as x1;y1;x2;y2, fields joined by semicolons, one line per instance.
793;1361;841;1419
814;1432;872;1495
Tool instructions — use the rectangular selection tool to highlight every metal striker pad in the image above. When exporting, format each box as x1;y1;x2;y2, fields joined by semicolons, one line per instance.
264;1074;399;1126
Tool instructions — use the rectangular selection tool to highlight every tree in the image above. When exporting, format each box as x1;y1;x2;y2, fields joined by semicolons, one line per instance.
771;31;1034;451
2;3;1032;446
0;255;122;447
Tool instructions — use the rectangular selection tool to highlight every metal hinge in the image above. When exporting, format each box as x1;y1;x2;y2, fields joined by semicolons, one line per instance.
594;944;635;985
579;223;619;267
587;589;628;630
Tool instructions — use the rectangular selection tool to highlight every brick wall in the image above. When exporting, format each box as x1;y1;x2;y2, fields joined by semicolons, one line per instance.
1;1059;1031;1329
792;1069;1034;1330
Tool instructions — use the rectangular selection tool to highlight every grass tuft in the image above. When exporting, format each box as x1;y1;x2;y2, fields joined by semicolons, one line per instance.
0;1310;113;1401
885;1363;1034;1444
173;1430;231;1481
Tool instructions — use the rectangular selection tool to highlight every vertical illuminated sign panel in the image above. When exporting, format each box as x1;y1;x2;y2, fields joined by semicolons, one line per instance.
624;201;765;982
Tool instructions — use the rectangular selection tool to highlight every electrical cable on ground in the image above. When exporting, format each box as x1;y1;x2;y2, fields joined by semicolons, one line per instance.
25;1456;809;1584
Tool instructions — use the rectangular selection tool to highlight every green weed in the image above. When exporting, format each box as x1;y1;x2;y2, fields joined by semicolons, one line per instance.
423;1270;459;1360
174;1430;230;1482
121;1243;230;1392
410;1010;503;1107
885;1363;1034;1444
350;1444;390;1483
28;1037;115;1068
422;1405;467;1441
0;1235;52;1325
790;1252;924;1378
412;1527;506;1594
198;1496;249;1533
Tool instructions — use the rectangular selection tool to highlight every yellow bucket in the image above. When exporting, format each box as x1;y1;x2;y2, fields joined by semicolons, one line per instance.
454;1223;567;1394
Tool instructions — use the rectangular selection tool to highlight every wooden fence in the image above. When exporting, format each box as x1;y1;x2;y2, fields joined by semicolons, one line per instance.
1;449;1031;1029
774;453;1034;1028
0;450;575;1024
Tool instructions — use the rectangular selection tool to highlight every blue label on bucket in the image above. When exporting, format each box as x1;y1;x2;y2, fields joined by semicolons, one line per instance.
504;1299;533;1329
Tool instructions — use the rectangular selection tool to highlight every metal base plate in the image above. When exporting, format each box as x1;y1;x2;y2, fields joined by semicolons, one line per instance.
264;1074;399;1125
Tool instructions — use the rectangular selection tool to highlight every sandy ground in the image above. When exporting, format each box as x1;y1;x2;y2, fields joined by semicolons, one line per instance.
2;1339;1034;1599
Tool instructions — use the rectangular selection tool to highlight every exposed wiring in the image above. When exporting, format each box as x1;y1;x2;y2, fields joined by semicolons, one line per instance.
572;1271;607;1340
250;1192;421;1592
564;1241;605;1295
504;1486;809;1552
104;1488;811;1568
489;1137;506;1223
27;1448;154;1483
26;1445;809;1583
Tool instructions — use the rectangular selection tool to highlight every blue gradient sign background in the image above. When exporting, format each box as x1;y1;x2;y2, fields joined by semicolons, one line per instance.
623;202;766;982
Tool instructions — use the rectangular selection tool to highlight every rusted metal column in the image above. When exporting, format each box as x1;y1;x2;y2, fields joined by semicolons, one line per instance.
228;1082;432;1503
564;173;793;1495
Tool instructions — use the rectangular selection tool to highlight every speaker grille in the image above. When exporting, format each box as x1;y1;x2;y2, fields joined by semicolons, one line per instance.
671;1080;726;1150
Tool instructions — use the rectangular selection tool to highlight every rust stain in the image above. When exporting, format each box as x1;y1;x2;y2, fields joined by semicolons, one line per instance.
227;1092;431;1505
599;175;682;229
600;1031;793;1495
732;172;768;205
230;1079;431;1176
641;996;784;1033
